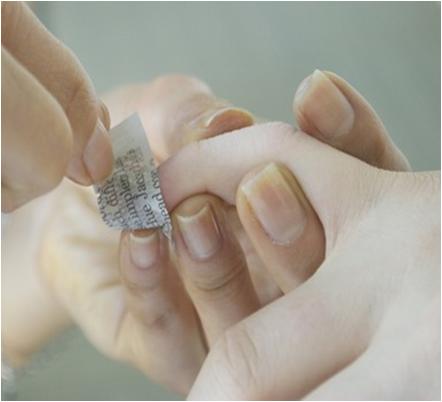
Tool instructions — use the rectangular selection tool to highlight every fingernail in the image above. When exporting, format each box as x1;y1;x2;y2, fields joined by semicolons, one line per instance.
204;107;254;133
294;74;313;104
187;107;254;142
241;163;306;245
294;69;354;139
83;119;114;182
176;204;222;261
129;230;159;269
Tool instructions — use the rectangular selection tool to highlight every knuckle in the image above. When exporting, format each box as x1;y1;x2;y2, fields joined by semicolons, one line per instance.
123;266;163;296
188;252;247;296
138;307;175;331
124;275;159;296
64;73;95;117
127;295;177;332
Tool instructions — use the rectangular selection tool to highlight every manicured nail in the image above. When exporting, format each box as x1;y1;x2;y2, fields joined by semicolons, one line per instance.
83;119;114;182
129;230;159;269
294;69;354;139
241;163;306;245
176;204;222;261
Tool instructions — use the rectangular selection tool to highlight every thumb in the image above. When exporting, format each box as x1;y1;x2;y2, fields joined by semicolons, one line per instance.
187;254;372;400
160;122;381;241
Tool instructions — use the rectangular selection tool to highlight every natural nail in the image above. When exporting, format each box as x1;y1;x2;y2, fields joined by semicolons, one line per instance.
204;107;254;133
176;204;222;261
294;69;354;139
83;119;114;182
241;163;306;245
129;230;159;269
186;107;254;143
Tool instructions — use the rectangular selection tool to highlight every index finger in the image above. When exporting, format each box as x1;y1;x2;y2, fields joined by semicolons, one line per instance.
1;2;113;184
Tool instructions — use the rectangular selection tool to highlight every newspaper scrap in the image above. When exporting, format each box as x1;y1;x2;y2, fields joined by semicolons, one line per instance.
94;114;172;238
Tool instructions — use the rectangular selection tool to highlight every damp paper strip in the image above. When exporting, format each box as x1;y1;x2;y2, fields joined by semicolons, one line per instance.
94;113;172;239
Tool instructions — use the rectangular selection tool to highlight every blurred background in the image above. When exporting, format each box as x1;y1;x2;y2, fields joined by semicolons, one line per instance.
14;1;441;400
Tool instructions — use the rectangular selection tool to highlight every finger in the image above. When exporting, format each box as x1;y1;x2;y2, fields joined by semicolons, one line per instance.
102;75;254;162
236;163;325;292
40;176;204;394
188;262;375;400
293;70;410;171
1;48;72;212
160;123;379;245
172;194;260;345
2;2;113;184
225;206;282;305
119;230;206;393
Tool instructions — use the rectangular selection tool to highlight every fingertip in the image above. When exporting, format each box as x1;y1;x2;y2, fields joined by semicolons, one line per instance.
128;229;160;270
172;195;225;263
184;106;255;145
293;69;355;140
236;162;325;290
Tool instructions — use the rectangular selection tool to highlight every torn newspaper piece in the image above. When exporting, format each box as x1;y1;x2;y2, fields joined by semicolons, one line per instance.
94;114;172;238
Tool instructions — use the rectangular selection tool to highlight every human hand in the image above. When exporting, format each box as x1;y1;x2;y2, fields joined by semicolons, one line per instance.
159;74;439;399
1;2;113;212
116;70;415;394
11;76;253;389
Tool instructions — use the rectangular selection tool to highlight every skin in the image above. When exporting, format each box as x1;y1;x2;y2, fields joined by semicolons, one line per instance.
2;74;255;382
1;1;113;211
6;61;437;400
164;129;440;399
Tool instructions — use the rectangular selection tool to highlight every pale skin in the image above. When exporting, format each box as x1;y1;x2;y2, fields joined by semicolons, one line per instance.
162;122;440;400
1;1;113;211
1;3;439;398
4;67;438;399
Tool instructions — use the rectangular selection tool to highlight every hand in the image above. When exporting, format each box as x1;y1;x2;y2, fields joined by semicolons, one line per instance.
1;2;113;212
160;75;439;399
2;75;253;373
116;70;414;394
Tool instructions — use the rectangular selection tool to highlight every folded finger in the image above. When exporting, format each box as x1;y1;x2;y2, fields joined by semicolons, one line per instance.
2;2;113;184
172;194;260;345
119;230;206;393
293;70;410;171
2;48;72;211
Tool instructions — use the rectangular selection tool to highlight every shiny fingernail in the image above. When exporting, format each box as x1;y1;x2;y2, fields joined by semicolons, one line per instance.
294;69;354;139
176;204;222;261
129;230;159;269
83;119;114;182
241;163;306;245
